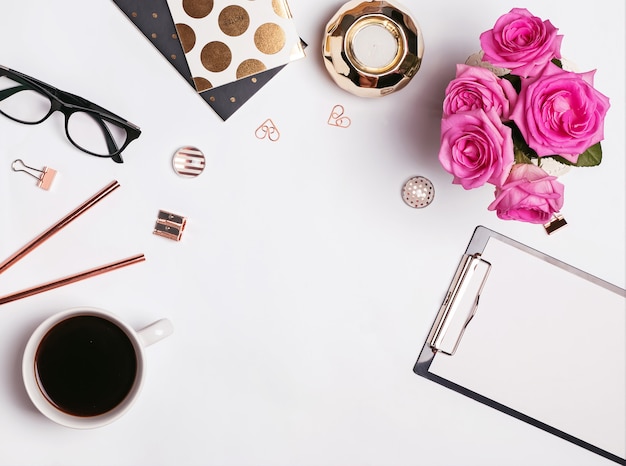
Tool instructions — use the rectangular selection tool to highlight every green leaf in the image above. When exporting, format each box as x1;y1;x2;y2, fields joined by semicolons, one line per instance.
548;155;575;166
501;73;522;93
514;146;533;165
505;121;538;163
549;143;603;167
551;58;563;69
575;142;603;167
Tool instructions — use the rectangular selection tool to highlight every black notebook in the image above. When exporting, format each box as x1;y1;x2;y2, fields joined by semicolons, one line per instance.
112;0;287;120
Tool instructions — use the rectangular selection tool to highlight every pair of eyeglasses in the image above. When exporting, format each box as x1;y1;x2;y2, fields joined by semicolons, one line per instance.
0;65;141;163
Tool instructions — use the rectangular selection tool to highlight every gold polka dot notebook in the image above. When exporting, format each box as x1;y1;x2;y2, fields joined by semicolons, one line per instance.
167;0;306;92
112;0;303;120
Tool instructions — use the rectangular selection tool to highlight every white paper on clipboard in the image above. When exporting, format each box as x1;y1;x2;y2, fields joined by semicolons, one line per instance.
414;226;626;465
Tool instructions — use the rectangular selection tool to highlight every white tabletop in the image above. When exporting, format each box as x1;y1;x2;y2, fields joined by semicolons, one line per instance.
0;1;624;465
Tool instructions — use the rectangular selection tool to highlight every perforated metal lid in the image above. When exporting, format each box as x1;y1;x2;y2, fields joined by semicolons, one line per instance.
402;176;434;208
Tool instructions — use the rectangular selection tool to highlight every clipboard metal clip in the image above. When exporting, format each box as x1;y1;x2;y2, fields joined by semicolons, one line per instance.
427;254;491;355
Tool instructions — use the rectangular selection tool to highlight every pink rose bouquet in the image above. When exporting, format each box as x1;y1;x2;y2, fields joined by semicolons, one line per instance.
438;8;610;228
439;109;514;189
442;64;518;120
488;164;564;223
479;7;562;78
510;63;610;162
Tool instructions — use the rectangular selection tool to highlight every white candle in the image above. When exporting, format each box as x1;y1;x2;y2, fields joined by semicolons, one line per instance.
351;23;399;70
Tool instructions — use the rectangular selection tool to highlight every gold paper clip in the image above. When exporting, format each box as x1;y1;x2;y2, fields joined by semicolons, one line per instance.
11;159;57;190
544;213;568;235
153;210;187;241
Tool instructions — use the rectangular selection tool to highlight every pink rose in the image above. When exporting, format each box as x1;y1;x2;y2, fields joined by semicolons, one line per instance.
480;8;563;77
510;63;610;162
443;64;518;120
439;109;514;189
488;163;564;223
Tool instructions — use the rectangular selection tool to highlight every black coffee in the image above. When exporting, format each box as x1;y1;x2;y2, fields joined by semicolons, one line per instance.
35;315;137;417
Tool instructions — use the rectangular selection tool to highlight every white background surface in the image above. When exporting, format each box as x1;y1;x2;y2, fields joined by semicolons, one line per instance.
0;1;624;465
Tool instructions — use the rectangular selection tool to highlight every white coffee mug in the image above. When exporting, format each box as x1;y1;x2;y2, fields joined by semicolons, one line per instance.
22;307;173;429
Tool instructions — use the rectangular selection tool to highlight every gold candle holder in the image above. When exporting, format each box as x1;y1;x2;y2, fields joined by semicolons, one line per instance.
322;0;424;97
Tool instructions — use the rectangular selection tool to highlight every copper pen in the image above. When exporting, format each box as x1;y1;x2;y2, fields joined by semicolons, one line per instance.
0;180;121;274
0;254;145;305
0;180;145;306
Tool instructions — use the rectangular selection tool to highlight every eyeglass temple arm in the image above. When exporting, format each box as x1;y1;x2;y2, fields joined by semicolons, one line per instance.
6;70;59;99
57;88;139;129
0;84;29;102
5;68;140;132
3;68;134;163
0;80;122;162
3;70;110;117
1;82;123;163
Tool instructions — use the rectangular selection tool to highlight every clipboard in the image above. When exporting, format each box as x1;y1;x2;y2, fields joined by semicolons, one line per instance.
414;226;626;465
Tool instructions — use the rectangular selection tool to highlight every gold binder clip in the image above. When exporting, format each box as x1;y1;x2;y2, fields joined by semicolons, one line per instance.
153;210;187;241
11;159;57;190
544;213;567;235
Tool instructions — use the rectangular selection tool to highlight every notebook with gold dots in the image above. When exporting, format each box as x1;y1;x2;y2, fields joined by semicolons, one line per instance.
167;0;305;92
112;0;302;120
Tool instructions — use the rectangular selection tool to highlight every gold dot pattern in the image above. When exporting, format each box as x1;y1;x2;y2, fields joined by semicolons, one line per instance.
167;0;305;91
122;6;199;85
218;5;250;37
272;0;290;18
116;1;283;118
193;77;213;92
176;23;196;53
236;59;266;79
183;0;214;19
201;41;232;72
254;23;286;55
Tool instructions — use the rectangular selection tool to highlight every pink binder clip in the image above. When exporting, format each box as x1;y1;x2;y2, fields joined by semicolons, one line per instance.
11;159;57;190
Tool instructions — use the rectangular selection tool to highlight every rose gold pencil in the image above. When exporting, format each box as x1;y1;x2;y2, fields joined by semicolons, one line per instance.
0;180;121;274
0;180;145;306
0;253;145;306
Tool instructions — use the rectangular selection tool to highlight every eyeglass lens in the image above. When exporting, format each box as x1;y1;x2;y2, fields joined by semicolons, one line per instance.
0;75;130;157
0;75;52;123
66;112;129;156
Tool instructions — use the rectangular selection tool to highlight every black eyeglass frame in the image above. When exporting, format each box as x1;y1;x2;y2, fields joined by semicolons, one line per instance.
0;64;141;163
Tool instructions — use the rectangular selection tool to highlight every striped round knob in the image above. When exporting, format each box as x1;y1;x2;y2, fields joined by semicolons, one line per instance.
172;146;205;177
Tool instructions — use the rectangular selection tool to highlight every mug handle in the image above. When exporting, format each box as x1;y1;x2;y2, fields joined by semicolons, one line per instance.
137;318;174;347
